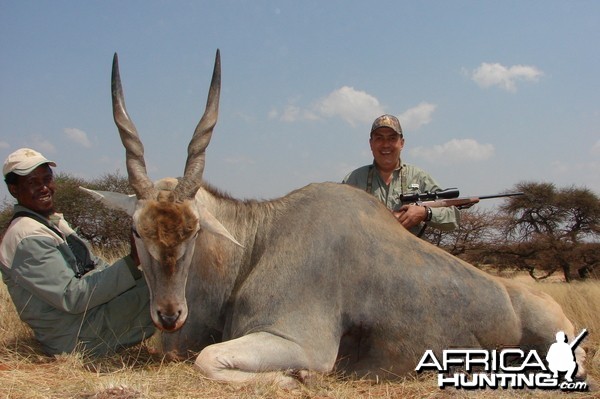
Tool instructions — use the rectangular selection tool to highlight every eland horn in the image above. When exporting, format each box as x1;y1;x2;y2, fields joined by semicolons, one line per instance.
111;53;157;200
173;49;221;201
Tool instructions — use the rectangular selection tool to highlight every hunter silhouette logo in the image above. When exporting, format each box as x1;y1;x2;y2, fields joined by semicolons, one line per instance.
546;329;587;382
415;329;588;391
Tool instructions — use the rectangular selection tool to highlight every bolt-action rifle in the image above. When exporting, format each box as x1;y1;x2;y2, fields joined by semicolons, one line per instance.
400;188;524;210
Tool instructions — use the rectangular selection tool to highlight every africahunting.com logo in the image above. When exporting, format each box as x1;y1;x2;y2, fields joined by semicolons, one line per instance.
415;329;588;391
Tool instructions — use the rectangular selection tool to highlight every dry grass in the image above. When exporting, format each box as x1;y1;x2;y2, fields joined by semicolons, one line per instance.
1;276;599;398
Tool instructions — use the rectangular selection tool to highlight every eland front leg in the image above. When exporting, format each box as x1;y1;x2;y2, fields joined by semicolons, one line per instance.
194;332;335;387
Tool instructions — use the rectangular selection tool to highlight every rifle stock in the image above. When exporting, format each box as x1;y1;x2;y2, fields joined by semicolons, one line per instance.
422;197;481;209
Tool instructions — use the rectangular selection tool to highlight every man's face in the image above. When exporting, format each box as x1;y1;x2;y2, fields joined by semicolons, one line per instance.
8;164;56;217
369;127;404;171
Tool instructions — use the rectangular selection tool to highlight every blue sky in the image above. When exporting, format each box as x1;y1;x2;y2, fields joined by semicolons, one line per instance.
1;1;599;207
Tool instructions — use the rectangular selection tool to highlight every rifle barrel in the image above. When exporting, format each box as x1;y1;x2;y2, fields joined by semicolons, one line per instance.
477;192;524;200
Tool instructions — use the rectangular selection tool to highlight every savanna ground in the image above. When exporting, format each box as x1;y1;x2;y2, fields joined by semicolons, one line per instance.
1;255;599;398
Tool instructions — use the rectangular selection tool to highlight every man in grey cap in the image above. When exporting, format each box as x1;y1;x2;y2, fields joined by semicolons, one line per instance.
0;148;154;356
343;115;459;236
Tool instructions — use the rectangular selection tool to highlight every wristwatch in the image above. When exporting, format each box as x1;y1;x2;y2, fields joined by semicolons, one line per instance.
424;206;433;222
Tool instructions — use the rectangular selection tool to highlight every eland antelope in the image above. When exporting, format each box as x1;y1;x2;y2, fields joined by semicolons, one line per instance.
82;50;587;386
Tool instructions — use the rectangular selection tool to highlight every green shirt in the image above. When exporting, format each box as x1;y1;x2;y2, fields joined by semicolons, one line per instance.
343;162;460;234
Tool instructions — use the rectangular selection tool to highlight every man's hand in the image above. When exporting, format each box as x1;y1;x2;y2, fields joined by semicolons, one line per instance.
393;204;428;229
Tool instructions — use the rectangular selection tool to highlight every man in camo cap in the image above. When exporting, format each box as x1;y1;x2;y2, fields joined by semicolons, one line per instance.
343;114;459;236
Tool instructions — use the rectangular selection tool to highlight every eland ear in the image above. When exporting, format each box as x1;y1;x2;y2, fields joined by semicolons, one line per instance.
197;207;243;247
193;195;243;247
79;187;138;216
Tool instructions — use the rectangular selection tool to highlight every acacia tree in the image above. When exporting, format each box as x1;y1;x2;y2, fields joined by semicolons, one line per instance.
496;181;600;281
424;207;499;257
56;172;133;248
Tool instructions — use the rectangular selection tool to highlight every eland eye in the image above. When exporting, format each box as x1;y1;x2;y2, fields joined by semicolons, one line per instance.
132;227;141;238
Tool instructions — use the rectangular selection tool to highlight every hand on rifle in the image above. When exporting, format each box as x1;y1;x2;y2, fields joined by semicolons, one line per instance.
393;204;429;229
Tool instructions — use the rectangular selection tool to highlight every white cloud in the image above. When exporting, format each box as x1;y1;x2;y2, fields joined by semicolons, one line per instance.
277;105;319;122
409;139;495;163
274;86;385;126
398;102;437;131
64;127;92;148
271;88;435;131
279;105;301;122
312;86;384;126
469;62;544;92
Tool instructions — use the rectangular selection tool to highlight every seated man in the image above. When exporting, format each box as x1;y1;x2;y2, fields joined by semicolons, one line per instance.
343;114;459;236
0;148;155;356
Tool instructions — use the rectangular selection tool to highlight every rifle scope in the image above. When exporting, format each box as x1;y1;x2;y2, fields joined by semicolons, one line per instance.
400;188;460;203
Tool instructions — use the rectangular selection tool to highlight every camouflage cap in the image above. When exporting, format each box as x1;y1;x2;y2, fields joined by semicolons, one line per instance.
370;114;403;136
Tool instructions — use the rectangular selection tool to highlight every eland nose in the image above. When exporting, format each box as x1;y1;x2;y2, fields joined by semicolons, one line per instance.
158;310;181;330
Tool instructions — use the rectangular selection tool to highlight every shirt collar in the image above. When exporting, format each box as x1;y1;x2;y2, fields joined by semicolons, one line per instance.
372;158;403;172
